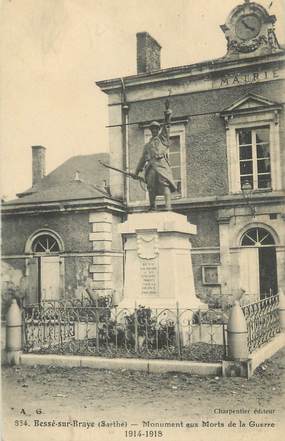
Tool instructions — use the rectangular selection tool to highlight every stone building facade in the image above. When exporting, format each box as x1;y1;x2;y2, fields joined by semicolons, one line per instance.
2;0;285;308
96;1;285;305
1;150;125;306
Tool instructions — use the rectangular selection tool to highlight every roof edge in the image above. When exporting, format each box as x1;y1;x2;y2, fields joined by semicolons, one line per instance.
96;50;285;91
2;196;126;214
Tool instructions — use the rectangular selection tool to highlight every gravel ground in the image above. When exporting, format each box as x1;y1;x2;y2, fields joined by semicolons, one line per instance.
2;348;285;441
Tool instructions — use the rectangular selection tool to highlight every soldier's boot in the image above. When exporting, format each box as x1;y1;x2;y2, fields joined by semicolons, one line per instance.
164;187;172;211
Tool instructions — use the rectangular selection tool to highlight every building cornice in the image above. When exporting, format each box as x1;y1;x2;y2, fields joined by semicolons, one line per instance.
128;190;285;212
1;197;126;216
96;51;285;93
3;191;284;216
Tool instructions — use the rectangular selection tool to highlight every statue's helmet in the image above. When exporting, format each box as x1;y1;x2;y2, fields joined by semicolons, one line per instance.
149;121;160;129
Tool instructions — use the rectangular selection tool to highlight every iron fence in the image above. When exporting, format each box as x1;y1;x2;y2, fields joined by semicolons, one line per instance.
23;299;228;362
242;294;280;353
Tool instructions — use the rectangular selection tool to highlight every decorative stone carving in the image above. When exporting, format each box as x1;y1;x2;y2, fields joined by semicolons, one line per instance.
137;232;159;260
236;35;268;53
268;28;279;50
221;1;280;57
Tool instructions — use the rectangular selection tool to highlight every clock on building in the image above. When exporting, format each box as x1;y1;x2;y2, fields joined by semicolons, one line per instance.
235;14;261;40
220;1;279;55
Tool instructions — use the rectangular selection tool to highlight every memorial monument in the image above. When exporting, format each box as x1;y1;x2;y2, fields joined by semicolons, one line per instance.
117;101;206;311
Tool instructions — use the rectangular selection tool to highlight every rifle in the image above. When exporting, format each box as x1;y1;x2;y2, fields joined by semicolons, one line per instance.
98;160;146;184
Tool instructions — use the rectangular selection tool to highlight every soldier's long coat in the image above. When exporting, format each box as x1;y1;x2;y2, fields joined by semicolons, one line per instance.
135;125;177;196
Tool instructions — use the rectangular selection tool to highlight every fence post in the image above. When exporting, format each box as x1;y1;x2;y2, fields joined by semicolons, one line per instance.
112;290;120;308
175;302;182;359
227;301;249;360
134;303;138;353
279;290;285;331
95;296;100;352
6;299;22;365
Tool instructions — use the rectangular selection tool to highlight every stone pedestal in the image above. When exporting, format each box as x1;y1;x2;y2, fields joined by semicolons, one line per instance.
118;212;205;309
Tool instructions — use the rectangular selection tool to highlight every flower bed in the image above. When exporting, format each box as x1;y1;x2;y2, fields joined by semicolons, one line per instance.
32;342;225;363
24;304;227;363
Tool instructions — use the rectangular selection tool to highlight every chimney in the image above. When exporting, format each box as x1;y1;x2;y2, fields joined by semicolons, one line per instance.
136;32;161;74
32;145;46;185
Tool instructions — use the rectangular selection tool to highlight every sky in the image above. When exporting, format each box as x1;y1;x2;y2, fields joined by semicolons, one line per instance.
0;0;284;200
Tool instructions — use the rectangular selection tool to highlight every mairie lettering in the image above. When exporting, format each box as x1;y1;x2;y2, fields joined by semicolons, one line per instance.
218;69;279;88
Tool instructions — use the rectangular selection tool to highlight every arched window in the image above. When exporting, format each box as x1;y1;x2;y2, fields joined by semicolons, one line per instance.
241;227;275;247
32;234;60;253
25;229;64;254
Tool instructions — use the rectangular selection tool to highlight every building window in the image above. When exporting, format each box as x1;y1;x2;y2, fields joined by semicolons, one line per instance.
241;227;275;246
221;93;282;194
169;135;182;194
32;234;60;253
238;126;271;190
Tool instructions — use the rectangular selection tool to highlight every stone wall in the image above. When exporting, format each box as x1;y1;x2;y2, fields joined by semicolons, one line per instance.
2;209;124;301
2;211;91;255
127;79;284;202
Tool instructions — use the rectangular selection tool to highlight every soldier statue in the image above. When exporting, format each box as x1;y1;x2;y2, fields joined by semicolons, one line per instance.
134;100;177;211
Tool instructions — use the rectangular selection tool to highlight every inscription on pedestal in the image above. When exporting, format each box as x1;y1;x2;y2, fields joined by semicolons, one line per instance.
140;258;159;297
